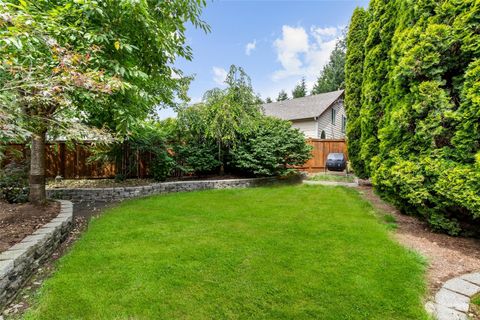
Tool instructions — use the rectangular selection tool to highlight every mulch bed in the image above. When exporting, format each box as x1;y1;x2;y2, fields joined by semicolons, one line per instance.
357;186;480;295
0;201;60;253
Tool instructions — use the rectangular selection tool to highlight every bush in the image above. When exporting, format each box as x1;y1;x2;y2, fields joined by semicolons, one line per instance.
373;156;480;236
231;117;312;176
0;162;29;203
150;150;176;182
174;142;220;175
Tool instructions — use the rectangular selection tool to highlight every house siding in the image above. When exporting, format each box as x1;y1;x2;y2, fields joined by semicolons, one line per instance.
317;99;346;139
291;119;317;138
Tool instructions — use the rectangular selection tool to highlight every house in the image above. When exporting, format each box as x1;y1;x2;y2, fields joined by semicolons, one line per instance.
262;90;346;139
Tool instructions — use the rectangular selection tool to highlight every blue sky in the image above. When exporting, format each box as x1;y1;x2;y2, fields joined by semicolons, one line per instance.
159;0;369;118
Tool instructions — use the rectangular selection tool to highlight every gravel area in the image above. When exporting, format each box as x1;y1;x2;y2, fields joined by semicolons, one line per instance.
358;186;480;294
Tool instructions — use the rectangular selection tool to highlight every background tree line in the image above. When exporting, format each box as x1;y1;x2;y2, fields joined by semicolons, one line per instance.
266;35;347;104
345;0;480;235
95;66;312;181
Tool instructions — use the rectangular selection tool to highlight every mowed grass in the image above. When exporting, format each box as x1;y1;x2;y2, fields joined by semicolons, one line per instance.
25;185;428;320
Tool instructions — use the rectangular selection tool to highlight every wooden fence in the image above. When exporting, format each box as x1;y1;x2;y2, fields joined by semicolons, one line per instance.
3;143;151;179
298;139;348;173
3;139;347;178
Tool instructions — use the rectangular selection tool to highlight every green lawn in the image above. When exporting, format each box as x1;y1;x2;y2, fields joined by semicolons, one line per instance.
25;185;428;320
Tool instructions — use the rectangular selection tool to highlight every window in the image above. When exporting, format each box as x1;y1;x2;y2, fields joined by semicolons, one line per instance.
331;108;336;125
320;130;326;139
341;116;347;133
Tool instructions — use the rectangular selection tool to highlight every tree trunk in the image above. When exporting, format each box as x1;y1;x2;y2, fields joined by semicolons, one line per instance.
29;131;47;204
218;141;225;175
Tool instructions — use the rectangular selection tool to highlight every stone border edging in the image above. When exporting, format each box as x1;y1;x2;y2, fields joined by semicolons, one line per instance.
0;200;73;309
303;180;359;187
426;272;480;320
46;177;297;202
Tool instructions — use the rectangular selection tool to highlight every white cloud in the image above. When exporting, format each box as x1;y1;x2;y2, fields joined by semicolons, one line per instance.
311;26;338;39
212;67;228;86
245;40;257;56
271;25;341;83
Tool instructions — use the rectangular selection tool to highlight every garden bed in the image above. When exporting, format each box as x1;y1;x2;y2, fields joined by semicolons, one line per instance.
0;201;59;252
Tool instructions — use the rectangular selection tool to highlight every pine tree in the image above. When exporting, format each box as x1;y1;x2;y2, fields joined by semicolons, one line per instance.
277;90;288;101
292;78;307;98
312;36;346;95
265;97;273;103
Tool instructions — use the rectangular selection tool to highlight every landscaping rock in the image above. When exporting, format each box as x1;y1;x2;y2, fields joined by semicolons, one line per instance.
435;288;469;312
443;277;480;297
434;303;468;320
46;177;289;203
0;200;73;309
460;273;480;286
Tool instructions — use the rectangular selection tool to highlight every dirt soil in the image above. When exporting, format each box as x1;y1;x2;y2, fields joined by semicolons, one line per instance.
0;201;60;253
358;186;480;295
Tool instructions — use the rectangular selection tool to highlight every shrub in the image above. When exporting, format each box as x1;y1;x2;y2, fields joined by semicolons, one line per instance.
231;117;312;176
150;150;176;182
0;162;29;203
174;142;220;175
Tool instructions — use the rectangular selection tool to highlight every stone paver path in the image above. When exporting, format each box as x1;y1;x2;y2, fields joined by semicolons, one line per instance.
426;272;480;320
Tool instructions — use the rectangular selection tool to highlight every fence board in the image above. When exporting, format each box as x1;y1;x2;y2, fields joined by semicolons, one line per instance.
297;139;347;173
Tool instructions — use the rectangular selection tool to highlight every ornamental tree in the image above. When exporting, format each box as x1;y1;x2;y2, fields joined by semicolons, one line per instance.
0;0;207;203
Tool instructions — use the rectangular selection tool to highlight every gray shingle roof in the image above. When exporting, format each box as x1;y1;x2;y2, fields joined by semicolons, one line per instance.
262;90;344;121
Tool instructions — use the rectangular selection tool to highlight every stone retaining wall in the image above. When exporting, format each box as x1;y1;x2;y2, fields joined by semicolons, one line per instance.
47;177;295;202
0;200;73;309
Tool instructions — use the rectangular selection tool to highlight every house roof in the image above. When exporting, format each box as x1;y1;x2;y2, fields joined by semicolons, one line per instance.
262;89;344;121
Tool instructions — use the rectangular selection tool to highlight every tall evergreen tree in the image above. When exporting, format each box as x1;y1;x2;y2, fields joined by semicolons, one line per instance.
344;8;368;178
312;36;346;95
292;78;307;98
346;0;480;235
358;0;397;177
277;90;288;101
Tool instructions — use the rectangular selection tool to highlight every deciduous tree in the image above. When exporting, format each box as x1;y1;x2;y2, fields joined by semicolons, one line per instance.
0;0;208;203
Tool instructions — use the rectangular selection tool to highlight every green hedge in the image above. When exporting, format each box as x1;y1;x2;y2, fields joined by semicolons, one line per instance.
345;0;480;235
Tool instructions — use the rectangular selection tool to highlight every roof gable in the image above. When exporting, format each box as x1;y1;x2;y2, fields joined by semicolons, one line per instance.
262;90;344;121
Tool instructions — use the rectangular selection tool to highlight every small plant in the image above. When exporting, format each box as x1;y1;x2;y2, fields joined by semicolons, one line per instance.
427;212;461;236
0;162;29;203
114;173;126;182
